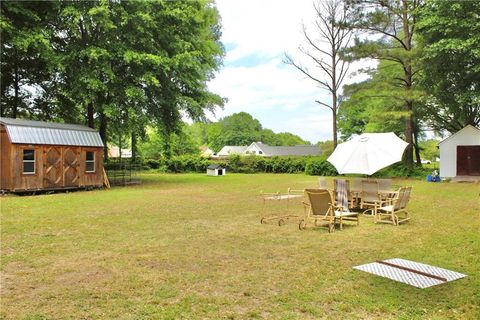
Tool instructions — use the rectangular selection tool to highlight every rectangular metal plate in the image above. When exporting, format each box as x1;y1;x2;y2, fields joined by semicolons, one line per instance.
353;258;467;288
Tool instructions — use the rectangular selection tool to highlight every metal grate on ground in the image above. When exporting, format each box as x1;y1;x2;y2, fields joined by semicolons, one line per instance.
353;258;466;289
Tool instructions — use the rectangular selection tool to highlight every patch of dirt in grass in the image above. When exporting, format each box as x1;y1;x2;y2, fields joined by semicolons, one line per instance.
54;265;113;289
1;261;40;298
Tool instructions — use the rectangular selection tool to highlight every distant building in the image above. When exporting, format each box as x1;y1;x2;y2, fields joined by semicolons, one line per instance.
438;125;480;178
216;146;248;157
216;142;322;158
245;142;322;157
200;145;215;158
108;144;132;159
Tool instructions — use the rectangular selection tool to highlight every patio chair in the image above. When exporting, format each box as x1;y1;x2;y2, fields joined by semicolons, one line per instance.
360;180;384;216
350;178;363;207
299;189;335;232
376;187;412;225
376;178;392;191
333;179;360;230
318;177;328;189
333;179;355;208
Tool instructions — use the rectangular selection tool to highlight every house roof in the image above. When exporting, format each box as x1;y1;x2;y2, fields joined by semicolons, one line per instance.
207;164;224;169
217;145;248;156
0;117;104;147
438;125;480;146
251;142;322;156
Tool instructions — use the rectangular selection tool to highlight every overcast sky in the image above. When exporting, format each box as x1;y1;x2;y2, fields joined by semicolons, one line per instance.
207;0;373;143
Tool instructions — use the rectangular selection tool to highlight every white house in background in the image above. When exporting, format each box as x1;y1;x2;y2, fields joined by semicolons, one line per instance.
200;145;215;158
216;146;248;157
245;142;322;157
438;125;480;178
108;144;132;158
216;142;322;158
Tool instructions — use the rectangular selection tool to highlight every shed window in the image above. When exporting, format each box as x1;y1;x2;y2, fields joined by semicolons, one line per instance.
23;149;35;174
86;151;95;172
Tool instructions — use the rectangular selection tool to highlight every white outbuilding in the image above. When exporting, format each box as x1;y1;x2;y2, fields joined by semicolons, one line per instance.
207;164;226;176
438;125;480;178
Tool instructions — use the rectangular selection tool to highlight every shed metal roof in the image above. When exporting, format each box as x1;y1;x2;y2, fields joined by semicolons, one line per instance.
0;117;104;147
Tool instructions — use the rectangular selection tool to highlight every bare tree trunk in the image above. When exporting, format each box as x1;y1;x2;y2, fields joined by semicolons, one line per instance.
13;55;19;119
332;93;338;147
413;126;422;165
87;102;94;128
402;0;414;167
131;131;137;163
99;112;108;161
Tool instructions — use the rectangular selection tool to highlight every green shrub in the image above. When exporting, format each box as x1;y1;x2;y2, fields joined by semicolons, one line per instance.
373;163;431;178
305;158;338;176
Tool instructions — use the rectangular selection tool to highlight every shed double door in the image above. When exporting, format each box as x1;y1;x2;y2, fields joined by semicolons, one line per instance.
457;146;480;176
44;146;80;188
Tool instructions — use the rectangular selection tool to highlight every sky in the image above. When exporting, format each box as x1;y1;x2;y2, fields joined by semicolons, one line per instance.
207;0;374;144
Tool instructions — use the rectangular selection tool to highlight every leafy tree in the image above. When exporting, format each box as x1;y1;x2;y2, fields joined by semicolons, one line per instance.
418;139;439;162
317;140;335;157
285;0;352;147
338;60;412;139
1;1;225;161
345;0;424;166
418;0;480;132
0;1;57;118
275;132;308;146
260;129;281;146
138;124;200;159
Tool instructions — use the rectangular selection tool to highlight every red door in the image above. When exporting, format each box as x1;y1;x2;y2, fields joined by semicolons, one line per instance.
457;146;480;176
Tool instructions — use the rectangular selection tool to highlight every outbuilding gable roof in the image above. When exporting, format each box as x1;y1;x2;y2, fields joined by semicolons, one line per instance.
0;117;104;147
438;125;480;146
207;164;224;170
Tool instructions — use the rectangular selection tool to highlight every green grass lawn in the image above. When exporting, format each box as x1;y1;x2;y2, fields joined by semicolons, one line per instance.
1;173;479;319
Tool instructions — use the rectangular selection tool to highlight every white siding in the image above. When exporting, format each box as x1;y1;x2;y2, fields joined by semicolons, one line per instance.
245;143;265;156
439;126;480;178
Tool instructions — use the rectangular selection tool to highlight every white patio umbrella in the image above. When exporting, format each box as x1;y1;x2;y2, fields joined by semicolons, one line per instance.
327;132;409;175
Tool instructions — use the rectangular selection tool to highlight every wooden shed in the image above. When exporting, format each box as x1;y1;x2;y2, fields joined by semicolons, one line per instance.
0;117;105;192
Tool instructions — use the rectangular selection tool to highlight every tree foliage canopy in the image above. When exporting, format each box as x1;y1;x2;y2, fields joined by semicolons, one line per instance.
417;0;480;132
1;0;225;159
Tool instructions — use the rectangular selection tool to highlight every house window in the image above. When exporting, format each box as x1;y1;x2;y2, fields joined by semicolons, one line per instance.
23;149;35;174
86;151;95;172
258;151;263;155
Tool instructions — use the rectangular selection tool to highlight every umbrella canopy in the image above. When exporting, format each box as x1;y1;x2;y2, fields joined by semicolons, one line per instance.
327;132;408;175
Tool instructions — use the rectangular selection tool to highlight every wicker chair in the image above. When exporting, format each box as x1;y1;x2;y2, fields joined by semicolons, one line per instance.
376;178;392;191
318;177;328;189
376;187;412;225
350;178;363;207
299;189;335;232
360;180;384;216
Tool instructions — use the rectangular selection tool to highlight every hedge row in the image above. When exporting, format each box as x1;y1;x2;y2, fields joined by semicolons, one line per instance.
107;155;431;178
121;155;337;175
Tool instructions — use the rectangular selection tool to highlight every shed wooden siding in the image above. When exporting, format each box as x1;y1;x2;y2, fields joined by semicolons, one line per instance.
1;124;104;191
1;127;12;190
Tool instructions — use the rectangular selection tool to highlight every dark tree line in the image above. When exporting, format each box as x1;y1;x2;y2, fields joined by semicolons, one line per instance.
0;0;225;160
